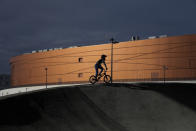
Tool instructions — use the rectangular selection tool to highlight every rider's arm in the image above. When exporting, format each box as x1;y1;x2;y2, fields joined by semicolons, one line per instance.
103;60;108;70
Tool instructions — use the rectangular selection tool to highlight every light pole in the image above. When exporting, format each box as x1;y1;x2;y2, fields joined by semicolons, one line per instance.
110;38;118;84
162;65;168;85
45;67;48;88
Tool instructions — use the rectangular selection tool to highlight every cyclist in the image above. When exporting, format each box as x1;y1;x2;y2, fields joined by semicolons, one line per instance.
95;54;108;80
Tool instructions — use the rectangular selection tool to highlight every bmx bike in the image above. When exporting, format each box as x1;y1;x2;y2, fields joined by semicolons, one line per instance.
89;70;111;84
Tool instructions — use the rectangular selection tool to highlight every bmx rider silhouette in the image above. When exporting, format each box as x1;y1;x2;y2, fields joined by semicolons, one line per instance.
95;55;108;79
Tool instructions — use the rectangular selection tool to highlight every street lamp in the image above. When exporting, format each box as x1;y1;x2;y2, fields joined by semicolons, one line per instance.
110;38;118;84
45;67;48;88
162;65;168;85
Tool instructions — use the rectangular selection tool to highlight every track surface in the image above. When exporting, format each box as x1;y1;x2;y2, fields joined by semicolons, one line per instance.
0;83;196;131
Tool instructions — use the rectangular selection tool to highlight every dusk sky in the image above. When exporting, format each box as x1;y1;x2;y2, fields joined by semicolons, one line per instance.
0;0;196;74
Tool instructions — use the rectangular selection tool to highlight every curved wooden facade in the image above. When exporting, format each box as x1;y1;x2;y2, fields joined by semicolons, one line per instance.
10;34;196;87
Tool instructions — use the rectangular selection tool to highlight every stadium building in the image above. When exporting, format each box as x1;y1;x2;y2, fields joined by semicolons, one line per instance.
10;34;196;87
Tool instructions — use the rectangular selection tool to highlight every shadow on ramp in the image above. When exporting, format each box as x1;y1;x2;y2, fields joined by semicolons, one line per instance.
0;96;41;125
0;87;128;131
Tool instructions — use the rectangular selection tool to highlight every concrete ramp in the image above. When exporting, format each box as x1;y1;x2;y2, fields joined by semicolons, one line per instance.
80;84;196;131
1;84;196;131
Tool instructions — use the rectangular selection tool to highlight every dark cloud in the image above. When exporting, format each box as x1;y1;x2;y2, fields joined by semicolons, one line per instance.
0;0;196;73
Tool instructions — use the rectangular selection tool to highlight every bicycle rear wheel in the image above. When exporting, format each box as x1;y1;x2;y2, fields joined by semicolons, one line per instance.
89;75;97;84
104;75;111;83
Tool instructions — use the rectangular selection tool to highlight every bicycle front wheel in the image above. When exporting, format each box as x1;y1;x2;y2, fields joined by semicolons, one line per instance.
104;75;111;83
89;75;97;84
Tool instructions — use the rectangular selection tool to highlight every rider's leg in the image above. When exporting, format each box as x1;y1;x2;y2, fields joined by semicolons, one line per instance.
95;65;99;78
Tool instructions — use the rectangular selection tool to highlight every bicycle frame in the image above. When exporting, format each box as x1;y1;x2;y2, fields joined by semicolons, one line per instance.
97;70;107;79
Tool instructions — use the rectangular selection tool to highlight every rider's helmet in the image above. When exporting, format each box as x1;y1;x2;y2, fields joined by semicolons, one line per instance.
101;54;107;59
